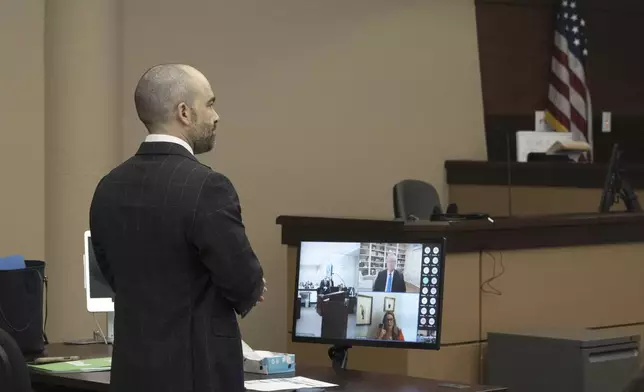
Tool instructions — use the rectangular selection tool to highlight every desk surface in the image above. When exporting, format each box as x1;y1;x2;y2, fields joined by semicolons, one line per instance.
30;343;507;392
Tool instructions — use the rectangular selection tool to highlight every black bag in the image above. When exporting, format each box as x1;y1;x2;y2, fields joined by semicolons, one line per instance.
0;260;48;355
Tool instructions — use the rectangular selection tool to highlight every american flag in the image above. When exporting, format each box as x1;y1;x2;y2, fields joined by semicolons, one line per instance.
545;0;592;151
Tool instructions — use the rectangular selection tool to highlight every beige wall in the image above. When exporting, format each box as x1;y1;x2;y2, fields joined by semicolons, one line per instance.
122;0;486;351
0;0;45;260
44;0;123;342
0;0;486;355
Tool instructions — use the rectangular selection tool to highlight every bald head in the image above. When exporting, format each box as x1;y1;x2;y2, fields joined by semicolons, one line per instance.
134;64;207;131
386;254;396;272
133;64;219;154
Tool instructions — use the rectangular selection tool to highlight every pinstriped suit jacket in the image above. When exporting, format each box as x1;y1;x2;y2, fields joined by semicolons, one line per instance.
89;141;264;392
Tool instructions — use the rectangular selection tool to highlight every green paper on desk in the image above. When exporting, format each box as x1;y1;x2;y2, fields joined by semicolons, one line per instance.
29;357;112;373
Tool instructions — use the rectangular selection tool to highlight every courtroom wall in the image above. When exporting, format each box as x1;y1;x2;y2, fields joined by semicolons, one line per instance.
0;0;488;351
0;0;45;260
122;0;487;352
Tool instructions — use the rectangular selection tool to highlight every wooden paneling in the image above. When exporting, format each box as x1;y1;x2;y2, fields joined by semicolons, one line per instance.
476;0;555;115
276;213;644;253
476;0;644;162
445;159;644;188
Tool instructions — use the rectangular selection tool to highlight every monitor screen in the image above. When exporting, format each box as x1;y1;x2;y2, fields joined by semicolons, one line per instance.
292;240;445;349
84;230;115;312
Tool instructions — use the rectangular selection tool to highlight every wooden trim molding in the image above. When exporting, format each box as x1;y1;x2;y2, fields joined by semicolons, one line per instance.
276;213;644;253
445;160;644;189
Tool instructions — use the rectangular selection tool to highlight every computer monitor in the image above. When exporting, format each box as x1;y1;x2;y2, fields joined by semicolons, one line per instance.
292;240;446;368
83;230;115;343
599;144;641;213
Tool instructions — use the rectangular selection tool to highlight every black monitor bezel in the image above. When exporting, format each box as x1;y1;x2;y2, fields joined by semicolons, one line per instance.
599;144;620;213
291;238;446;350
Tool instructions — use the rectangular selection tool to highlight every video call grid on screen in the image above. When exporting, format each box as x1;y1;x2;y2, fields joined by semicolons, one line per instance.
292;240;445;350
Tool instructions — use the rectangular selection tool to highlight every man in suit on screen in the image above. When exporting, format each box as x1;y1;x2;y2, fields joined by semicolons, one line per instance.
89;64;265;392
372;254;406;293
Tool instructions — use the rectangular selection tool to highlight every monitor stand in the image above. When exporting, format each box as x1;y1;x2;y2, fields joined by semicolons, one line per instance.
328;345;351;371
106;312;115;344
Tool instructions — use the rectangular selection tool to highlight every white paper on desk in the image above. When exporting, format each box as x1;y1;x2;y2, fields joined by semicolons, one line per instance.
242;340;263;361
244;376;338;391
242;340;287;362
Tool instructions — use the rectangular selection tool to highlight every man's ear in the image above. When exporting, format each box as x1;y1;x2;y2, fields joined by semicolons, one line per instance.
177;102;191;126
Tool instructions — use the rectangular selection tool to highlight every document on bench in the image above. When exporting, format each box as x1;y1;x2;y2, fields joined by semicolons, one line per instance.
244;376;337;391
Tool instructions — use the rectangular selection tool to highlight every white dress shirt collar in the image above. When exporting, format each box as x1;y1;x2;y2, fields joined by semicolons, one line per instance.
144;134;194;156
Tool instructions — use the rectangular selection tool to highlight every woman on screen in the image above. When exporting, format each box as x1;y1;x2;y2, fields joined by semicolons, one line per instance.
375;311;405;341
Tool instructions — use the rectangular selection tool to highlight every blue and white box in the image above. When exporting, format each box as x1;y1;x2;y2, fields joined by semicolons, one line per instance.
242;341;296;375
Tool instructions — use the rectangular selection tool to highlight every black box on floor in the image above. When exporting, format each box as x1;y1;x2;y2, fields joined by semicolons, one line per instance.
486;329;640;392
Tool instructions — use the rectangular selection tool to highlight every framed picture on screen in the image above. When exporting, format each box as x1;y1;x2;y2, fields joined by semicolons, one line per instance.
384;296;396;312
356;295;373;326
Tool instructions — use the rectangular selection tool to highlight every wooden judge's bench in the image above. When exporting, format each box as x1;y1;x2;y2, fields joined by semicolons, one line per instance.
277;161;644;384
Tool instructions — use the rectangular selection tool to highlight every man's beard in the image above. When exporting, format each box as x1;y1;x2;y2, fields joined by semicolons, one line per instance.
192;123;216;155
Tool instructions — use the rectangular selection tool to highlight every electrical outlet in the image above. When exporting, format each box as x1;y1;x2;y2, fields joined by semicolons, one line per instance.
535;110;549;132
602;111;612;133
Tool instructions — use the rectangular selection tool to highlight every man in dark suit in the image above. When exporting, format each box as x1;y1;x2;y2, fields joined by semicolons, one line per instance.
87;240;114;299
372;254;406;293
89;64;265;392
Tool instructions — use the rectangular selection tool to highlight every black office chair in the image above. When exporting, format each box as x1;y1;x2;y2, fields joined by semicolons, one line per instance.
0;328;32;392
393;179;443;220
